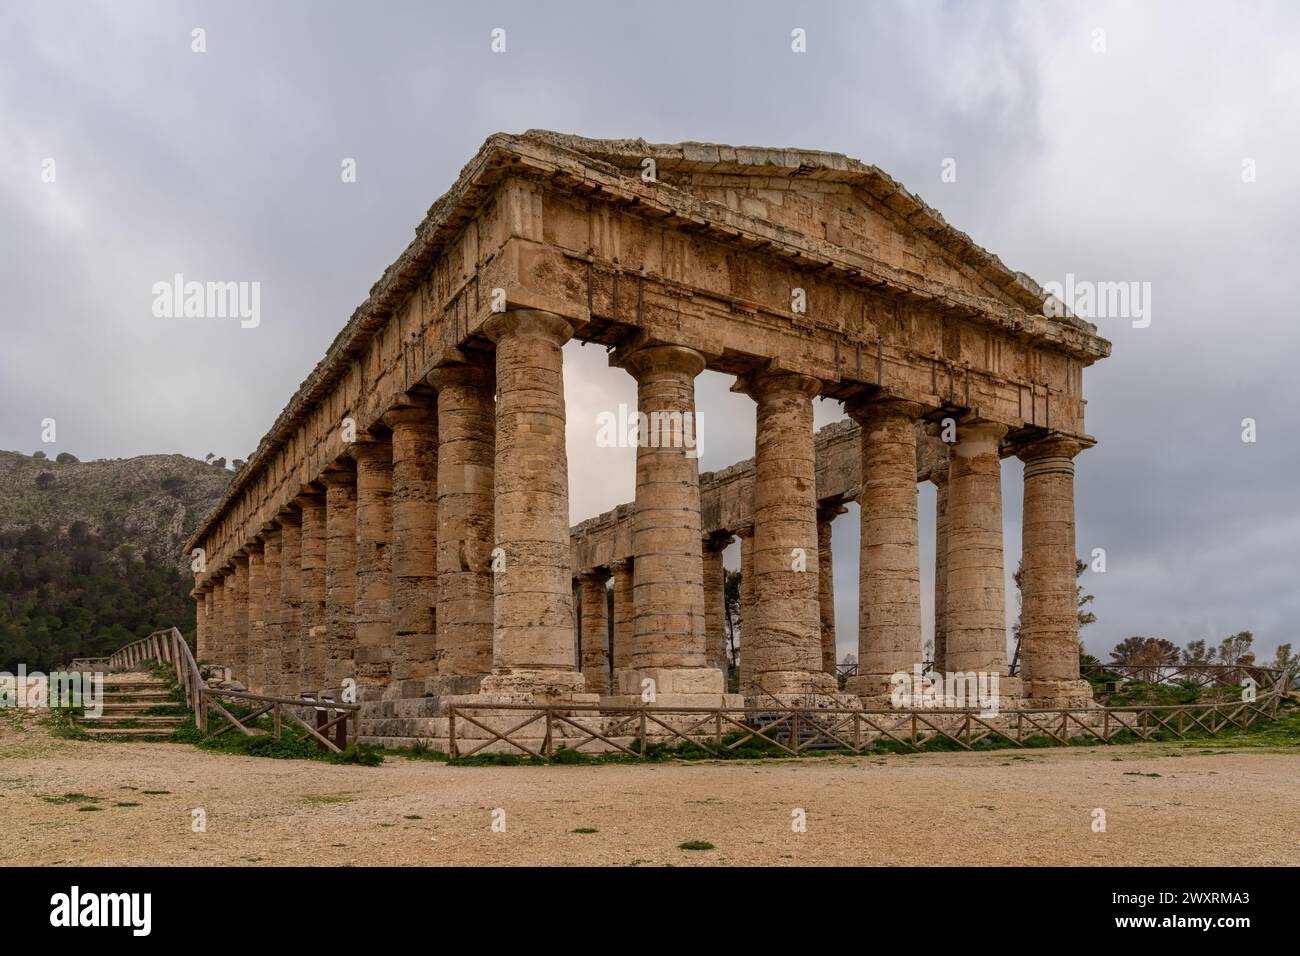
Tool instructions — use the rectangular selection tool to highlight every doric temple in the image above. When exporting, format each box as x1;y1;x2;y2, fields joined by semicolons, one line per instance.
184;131;1111;743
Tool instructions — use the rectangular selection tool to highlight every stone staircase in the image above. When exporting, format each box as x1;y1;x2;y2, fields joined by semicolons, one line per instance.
75;673;187;740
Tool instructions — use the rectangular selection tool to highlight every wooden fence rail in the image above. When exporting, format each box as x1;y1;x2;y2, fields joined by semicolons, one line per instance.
93;627;360;751
448;665;1289;760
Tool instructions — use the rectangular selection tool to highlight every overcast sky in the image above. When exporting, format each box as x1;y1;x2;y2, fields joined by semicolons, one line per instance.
3;0;1297;664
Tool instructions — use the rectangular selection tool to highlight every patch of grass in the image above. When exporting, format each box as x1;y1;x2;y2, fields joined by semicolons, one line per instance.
75;805;103;812
142;790;170;795
41;792;100;805
679;840;714;851
403;815;423;820
572;827;598;834
170;715;384;766
301;794;352;805
113;802;141;807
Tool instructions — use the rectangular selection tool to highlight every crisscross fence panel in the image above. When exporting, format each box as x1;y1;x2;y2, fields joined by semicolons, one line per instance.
448;664;1288;760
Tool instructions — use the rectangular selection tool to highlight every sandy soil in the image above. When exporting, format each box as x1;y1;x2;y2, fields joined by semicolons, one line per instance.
2;712;1296;866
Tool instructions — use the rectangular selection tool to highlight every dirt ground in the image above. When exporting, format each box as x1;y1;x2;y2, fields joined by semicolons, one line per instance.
2;712;1296;866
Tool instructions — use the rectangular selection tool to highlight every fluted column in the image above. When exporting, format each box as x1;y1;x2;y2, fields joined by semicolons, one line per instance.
383;399;439;691
617;343;722;701
351;439;393;699
702;534;732;674
930;462;950;673
736;524;756;695
816;504;846;676
321;463;357;688
945;420;1014;685
276;509;302;693
426;362;495;681
296;492;327;690
609;558;633;675
1017;434;1092;705
194;587;209;660
479;309;585;700
209;575;227;665
845;396;924;701
231;556;250;680
245;542;265;690
260;527;283;696
578;571;611;695
738;369;837;699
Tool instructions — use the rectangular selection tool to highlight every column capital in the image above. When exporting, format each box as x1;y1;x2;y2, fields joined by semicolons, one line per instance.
578;567;611;585
381;396;438;429
733;521;755;539
1012;431;1092;464
816;501;849;525
733;367;820;402
425;359;493;391
951;418;1009;456
346;437;392;464
482;308;574;347
274;506;302;527
703;531;735;553
609;556;632;574
844;392;924;425
319;460;357;486
617;343;706;381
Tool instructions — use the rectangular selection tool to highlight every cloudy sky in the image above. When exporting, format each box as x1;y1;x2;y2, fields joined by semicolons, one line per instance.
3;0;1297;664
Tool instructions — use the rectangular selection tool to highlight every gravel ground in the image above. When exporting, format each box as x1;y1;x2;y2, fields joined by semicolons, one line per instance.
2;712;1296;866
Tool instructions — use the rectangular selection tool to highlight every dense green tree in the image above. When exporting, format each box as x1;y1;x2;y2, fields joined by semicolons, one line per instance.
0;520;195;670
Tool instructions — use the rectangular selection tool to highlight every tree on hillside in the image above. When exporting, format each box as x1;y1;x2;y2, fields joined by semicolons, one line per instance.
55;452;79;464
1110;636;1180;680
35;472;55;490
1215;630;1255;667
1272;644;1299;687
1181;638;1215;665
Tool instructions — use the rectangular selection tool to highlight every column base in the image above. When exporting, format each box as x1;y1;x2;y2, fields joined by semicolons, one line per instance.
750;670;840;698
381;674;485;701
1022;678;1096;709
613;666;725;698
476;668;595;706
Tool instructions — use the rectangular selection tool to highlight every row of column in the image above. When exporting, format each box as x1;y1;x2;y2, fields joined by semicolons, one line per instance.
194;306;1088;708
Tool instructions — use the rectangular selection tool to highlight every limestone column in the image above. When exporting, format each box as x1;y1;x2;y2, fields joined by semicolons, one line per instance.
296;492;327;690
276;509;303;693
609;557;633;675
738;369;837;699
702;534;733;675
617;343;721;701
383;399;439;692
260;527;283;696
209;575;226;665
1016;435;1092;705
231;557;250;679
736;524;756;695
351;439;393;699
321;463;357;687
479;310;585;700
426;362;495;681
945;420;1015;685
578;571;611;695
930;462;950;674
194;588;209;661
245;541;266;692
845;397;924;701
816;504;846;677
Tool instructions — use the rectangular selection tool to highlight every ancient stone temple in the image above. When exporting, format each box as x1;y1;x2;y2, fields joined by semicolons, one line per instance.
185;131;1110;743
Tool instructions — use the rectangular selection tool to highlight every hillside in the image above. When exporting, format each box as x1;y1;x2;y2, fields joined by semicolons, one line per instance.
0;451;231;669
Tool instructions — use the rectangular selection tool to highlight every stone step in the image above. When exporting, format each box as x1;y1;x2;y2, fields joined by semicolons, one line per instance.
78;726;178;738
83;716;186;726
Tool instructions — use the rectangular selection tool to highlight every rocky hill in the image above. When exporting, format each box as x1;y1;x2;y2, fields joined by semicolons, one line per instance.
0;451;232;669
